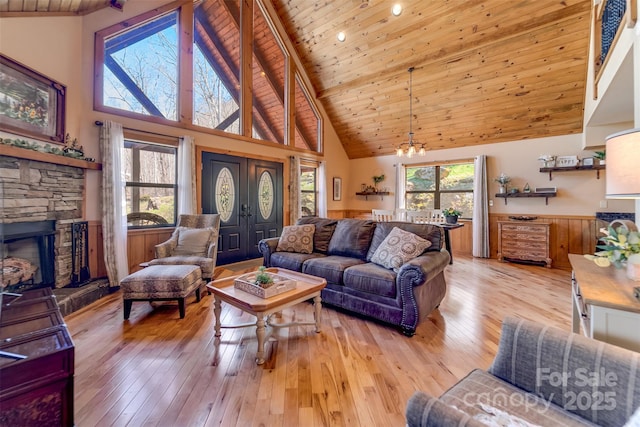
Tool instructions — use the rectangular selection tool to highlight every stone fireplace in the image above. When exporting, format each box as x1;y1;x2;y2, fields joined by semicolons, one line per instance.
1;153;87;289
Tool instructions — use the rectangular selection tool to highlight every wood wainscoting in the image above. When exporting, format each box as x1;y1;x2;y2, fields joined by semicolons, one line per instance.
88;213;597;278
86;222;173;280
339;210;597;270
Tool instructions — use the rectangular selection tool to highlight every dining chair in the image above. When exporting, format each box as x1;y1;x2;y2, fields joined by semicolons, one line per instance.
372;209;395;222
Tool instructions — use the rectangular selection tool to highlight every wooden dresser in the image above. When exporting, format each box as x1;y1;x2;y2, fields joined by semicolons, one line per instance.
497;221;551;268
0;288;74;426
569;254;640;352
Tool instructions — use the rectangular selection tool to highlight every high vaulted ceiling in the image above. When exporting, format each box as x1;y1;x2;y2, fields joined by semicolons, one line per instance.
271;0;592;158
2;0;592;159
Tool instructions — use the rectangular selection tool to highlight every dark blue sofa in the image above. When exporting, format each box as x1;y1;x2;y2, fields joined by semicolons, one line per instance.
258;217;450;336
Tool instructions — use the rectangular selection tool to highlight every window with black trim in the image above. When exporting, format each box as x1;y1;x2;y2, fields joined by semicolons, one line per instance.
124;140;177;228
405;162;474;218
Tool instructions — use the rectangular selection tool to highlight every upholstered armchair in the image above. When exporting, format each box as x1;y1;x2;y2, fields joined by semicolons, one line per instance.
148;214;221;280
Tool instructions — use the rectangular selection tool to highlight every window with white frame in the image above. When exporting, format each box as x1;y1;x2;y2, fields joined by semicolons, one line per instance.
404;162;474;218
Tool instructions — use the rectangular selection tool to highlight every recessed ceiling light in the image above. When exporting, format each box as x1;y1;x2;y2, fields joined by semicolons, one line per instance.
392;4;402;16
337;31;346;42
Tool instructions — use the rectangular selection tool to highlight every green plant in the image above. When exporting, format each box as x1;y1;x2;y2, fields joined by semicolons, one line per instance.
493;173;511;185
373;174;385;185
254;266;274;288
443;207;462;217
593;151;606;160
588;224;640;267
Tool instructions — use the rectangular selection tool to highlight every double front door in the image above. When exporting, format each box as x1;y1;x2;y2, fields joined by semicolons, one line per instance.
202;152;283;265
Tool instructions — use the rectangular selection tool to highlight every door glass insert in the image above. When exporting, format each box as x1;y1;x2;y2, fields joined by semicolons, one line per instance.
215;167;235;222
258;170;274;220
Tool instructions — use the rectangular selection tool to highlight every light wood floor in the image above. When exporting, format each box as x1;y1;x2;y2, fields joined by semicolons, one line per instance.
66;255;573;426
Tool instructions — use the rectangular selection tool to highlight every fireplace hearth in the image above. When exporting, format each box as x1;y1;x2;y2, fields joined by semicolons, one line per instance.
1;220;56;290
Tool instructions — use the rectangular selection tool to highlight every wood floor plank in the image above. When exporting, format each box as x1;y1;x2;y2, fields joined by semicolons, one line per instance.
65;255;575;426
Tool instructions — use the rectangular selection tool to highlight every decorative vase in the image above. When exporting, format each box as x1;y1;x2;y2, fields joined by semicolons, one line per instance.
627;254;640;281
499;185;506;194
446;215;458;224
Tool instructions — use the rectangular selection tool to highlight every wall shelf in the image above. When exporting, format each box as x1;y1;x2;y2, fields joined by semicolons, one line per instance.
539;165;604;181
495;192;556;205
356;191;389;200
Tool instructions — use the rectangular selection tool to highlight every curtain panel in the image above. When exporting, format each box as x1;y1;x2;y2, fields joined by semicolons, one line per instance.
178;135;196;215
99;121;129;286
472;155;490;257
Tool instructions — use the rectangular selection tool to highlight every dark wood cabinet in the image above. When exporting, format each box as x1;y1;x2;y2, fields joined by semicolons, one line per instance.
0;288;74;426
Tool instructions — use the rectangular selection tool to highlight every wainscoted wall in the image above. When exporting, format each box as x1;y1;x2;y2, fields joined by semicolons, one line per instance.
97;212;596;274
332;210;597;270
86;223;173;280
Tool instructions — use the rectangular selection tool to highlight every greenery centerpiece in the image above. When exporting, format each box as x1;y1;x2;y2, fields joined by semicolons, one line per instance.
588;223;640;268
254;266;274;289
593;150;606;165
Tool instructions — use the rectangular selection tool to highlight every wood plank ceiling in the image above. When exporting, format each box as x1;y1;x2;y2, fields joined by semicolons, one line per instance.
272;0;592;158
2;0;592;159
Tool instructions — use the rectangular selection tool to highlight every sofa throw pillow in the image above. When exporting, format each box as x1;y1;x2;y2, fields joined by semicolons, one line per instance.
276;224;315;254
173;228;213;256
296;217;338;254
327;219;375;260
370;227;432;272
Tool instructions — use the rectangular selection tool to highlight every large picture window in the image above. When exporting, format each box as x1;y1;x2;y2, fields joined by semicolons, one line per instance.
405;162;474;218
95;0;321;153
124;140;177;228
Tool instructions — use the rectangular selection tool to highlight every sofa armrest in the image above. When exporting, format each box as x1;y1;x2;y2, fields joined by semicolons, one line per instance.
396;250;450;335
488;316;640;426
258;237;280;267
406;391;485;427
155;235;178;258
401;250;450;283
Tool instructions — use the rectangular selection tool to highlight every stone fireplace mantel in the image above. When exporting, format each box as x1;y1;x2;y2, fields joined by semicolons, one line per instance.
1;144;102;170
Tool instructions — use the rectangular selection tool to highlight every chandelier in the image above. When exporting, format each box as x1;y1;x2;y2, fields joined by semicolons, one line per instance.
396;67;426;157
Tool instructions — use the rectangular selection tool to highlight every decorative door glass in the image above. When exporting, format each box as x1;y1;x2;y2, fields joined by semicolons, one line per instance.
258;170;274;220
215;167;235;222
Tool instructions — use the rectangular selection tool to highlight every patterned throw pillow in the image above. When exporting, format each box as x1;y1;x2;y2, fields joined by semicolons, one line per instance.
370;227;432;272
276;224;315;254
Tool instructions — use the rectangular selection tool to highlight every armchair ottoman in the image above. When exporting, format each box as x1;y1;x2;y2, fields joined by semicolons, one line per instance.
120;264;202;319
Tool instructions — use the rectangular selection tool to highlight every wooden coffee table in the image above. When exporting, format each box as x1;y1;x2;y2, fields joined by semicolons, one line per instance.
206;267;326;364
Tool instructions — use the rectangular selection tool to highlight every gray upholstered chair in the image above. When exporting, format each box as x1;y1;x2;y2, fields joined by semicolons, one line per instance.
406;316;640;426
148;214;221;281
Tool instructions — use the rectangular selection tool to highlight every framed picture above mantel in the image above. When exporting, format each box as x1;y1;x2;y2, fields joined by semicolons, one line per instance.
0;54;66;143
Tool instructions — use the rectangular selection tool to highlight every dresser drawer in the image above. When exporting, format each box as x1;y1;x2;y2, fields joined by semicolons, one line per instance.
501;231;547;242
500;223;547;233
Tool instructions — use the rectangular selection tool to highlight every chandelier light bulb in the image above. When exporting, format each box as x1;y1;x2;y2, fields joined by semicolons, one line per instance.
396;147;404;157
337;32;346;42
407;145;415;157
392;4;402;16
418;145;426;156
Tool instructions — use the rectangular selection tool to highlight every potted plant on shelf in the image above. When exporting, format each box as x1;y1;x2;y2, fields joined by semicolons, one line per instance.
594;150;606;165
372;174;385;192
443;208;462;224
494;173;511;194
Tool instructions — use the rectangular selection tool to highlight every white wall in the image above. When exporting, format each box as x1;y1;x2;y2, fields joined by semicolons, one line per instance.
349;133;635;216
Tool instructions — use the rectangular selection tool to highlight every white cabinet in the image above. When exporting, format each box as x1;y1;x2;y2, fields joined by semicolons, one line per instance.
569;254;640;352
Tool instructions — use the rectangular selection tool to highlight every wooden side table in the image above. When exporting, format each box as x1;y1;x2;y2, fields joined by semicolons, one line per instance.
569;254;640;352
